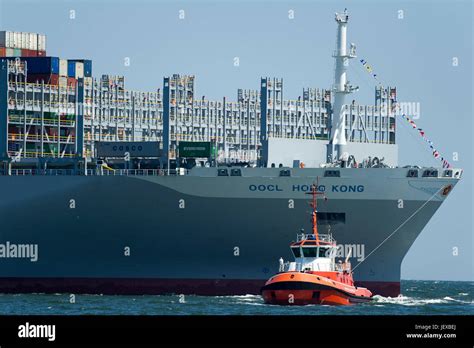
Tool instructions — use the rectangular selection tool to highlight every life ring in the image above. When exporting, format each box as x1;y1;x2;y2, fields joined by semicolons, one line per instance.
442;184;453;196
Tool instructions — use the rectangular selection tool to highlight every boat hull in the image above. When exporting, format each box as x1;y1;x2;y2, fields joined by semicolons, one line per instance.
261;272;373;305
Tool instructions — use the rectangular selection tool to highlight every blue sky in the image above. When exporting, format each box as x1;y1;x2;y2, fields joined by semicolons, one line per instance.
1;0;472;280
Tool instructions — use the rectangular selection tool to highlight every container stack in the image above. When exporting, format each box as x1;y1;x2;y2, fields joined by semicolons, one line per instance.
20;58;93;88
24;57;60;85
0;31;47;57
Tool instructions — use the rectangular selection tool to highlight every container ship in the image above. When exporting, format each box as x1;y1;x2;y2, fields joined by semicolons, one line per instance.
0;10;461;297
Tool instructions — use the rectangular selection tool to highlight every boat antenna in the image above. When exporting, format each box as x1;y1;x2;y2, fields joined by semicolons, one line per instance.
305;178;326;245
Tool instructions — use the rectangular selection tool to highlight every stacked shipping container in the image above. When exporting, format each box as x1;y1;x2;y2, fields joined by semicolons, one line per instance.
2;31;93;88
24;57;79;88
0;31;46;57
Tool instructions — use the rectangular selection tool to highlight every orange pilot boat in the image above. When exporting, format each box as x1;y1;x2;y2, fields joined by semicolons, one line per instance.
261;183;373;306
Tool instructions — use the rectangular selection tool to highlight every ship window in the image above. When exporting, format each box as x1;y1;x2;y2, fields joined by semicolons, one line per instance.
231;168;242;176
407;169;418;178
443;170;453;177
422;169;438;177
279;169;291;177
324;170;340;177
217;168;228;176
302;247;317;257
291;247;301;258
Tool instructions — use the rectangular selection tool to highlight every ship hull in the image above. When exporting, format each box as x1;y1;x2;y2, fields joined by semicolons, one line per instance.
0;277;399;297
0;168;457;297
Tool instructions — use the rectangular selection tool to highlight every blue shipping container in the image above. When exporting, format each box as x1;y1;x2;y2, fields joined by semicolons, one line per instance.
67;61;76;78
83;60;92;77
70;59;92;77
23;57;60;75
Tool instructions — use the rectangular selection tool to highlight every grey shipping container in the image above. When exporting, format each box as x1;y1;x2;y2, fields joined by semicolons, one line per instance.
96;141;161;158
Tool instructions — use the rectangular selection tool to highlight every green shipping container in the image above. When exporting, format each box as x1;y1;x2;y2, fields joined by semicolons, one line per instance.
25;143;37;151
178;141;216;158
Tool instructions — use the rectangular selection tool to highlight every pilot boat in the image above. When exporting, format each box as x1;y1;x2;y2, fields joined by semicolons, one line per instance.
261;183;373;305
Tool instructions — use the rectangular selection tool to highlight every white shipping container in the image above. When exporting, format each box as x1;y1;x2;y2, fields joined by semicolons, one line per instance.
22;32;29;49
59;76;68;88
0;31;40;50
17;32;22;49
11;32;18;48
8;32;14;48
28;33;37;50
24;33;29;50
59;59;68;76
75;62;84;79
37;34;46;51
2;31;16;48
13;32;21;48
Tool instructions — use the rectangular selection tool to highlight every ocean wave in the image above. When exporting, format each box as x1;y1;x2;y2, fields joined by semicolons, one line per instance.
372;295;449;306
235;302;266;306
215;294;261;300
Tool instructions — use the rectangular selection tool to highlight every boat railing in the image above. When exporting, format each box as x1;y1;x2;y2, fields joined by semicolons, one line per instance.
282;261;350;273
282;262;302;272
296;233;334;244
335;261;351;273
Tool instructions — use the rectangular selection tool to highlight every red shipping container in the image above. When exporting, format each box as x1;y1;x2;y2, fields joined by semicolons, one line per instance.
27;73;59;85
37;50;46;57
0;48;5;57
21;49;38;57
67;77;77;88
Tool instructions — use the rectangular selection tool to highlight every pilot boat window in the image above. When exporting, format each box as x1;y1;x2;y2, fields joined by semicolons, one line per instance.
318;247;328;257
302;247;317;257
291;247;301;258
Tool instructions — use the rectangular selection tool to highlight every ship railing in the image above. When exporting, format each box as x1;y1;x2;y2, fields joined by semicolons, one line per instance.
99;169;188;176
2;168;189;177
6;169;77;176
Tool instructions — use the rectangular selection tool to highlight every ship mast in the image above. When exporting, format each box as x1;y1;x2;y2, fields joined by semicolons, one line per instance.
306;182;325;245
328;8;358;164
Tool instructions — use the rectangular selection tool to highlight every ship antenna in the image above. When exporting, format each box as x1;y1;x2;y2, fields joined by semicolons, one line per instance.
306;178;326;245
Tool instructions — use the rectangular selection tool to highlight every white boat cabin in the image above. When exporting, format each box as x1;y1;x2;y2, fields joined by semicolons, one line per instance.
285;233;339;272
